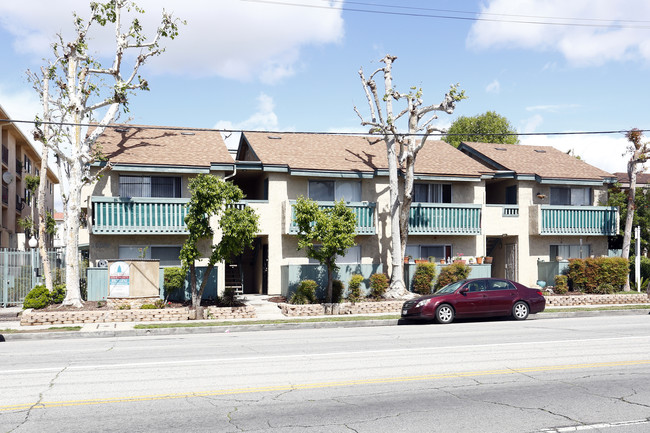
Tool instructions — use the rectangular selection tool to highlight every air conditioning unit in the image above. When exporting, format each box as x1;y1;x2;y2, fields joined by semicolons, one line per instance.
96;259;109;268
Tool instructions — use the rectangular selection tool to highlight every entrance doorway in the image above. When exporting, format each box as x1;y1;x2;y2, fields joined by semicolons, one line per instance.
505;243;518;281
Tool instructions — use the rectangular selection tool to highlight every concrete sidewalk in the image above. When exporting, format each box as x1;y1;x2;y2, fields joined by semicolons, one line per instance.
1;297;649;341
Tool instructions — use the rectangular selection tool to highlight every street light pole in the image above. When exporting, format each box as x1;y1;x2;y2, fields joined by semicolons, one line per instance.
28;235;40;287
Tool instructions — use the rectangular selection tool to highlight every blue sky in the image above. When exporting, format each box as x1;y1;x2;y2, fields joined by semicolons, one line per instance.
1;0;650;176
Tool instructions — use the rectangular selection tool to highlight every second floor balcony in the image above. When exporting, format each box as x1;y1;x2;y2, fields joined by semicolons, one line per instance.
408;203;482;235
91;197;189;235
287;200;376;235
533;205;619;236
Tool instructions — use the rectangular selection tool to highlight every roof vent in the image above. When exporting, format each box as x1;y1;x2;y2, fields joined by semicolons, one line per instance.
495;147;507;151
181;132;195;136
268;136;282;140
114;128;128;133
534;149;546;153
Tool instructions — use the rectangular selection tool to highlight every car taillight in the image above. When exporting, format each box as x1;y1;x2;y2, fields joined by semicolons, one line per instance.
536;290;543;296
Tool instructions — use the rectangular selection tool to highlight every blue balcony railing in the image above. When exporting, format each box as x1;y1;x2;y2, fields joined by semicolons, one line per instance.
288;201;376;235
91;197;189;235
539;205;618;236
408;203;482;235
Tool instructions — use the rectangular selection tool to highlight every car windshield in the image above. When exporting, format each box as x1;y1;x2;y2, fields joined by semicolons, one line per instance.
435;280;465;294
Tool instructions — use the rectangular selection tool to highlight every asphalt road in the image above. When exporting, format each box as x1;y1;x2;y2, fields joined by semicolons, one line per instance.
1;314;650;432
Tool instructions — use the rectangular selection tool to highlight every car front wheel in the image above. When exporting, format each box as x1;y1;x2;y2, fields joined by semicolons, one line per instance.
435;304;455;324
512;301;529;320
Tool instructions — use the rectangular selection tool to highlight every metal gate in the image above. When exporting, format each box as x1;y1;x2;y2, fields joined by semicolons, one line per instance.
0;248;66;307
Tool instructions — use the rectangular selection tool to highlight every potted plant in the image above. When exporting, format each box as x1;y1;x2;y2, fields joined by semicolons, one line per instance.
468;257;475;265
404;255;412;264
476;256;483;264
484;256;493;264
453;253;466;264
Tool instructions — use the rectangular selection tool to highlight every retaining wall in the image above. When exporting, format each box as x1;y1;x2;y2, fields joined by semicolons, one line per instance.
546;293;649;307
279;301;403;317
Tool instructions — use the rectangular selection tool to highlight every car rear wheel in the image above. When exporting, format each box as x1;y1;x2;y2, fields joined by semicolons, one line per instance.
435;304;455;324
512;301;529;320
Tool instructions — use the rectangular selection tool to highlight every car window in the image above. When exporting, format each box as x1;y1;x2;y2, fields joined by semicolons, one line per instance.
466;280;486;292
488;280;515;291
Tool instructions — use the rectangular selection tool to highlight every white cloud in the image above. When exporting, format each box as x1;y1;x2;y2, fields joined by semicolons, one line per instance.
0;85;42;144
521;114;543;133
485;79;500;94
526;104;581;113
215;93;284;149
0;0;344;83
521;133;629;174
467;1;650;66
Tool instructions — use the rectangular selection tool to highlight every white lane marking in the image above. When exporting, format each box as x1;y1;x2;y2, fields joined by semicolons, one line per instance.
3;334;650;375
539;418;650;431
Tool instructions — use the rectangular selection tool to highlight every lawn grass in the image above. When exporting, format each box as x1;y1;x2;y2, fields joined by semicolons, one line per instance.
0;326;82;334
134;314;402;329
543;305;650;313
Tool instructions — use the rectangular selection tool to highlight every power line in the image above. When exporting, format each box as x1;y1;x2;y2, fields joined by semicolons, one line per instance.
1;118;647;138
242;0;650;30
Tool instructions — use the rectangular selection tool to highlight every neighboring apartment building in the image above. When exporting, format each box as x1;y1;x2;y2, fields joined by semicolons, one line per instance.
0;104;58;249
82;125;618;295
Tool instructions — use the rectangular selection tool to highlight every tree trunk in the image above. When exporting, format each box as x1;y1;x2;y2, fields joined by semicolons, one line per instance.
384;136;407;297
37;145;53;291
62;159;84;308
622;160;638;291
326;262;334;304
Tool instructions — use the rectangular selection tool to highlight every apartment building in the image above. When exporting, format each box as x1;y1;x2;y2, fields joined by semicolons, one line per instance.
0;104;58;249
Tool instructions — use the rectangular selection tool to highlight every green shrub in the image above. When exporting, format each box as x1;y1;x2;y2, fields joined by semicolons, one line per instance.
163;267;185;301
332;279;344;303
594;283;615;294
219;287;241;307
567;257;629;293
347;274;364;303
412;262;437;294
117;304;131;310
554;275;568;294
290;279;318;304
369;273;389;299
140;303;156;309
52;284;66;304
23;285;51;309
435;263;470;290
154;299;166;309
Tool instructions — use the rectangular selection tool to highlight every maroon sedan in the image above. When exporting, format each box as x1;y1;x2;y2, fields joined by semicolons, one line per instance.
401;278;546;324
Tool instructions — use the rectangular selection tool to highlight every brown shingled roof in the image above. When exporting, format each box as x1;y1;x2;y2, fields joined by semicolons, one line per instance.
94;125;234;167
241;132;492;177
614;171;650;186
461;142;613;180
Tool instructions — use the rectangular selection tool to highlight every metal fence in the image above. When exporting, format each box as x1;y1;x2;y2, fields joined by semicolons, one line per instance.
0;248;67;307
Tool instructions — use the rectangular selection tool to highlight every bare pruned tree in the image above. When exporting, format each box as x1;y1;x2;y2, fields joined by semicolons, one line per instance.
355;54;465;298
28;0;183;307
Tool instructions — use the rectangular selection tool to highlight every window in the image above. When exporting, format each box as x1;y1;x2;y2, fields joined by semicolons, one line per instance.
308;180;361;202
550;244;590;261
119;175;181;198
550;187;591;206
308;245;361;264
118;245;182;266
406;244;451;261
466;280;486;292
413;183;451;203
487;280;515;291
23;155;32;174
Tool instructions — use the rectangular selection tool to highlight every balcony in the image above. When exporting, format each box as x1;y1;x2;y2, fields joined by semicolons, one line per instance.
535;205;619;236
408;203;482;235
91;197;189;235
2;185;8;206
287;200;376;235
15;160;22;177
2;146;8;166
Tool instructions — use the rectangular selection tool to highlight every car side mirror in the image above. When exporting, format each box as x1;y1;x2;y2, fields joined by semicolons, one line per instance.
459;287;469;295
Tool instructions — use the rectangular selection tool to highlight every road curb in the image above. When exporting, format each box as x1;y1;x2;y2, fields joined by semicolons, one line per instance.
1;309;648;342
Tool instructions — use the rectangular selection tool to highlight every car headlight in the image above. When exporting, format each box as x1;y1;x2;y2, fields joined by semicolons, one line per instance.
416;299;431;308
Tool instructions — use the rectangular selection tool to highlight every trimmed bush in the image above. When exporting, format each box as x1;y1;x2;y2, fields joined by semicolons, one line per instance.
435;263;470;290
412;262;437;295
594;283;615;294
23;285;51;309
52;284;66;304
347;274;364;303
290;279;318;304
567;257;629;293
332;279;344;303
369;273;389;299
140;303;156;309
163;267;185;301
554;275;568;294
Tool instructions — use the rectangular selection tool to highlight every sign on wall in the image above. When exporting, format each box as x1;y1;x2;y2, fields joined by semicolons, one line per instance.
108;261;130;297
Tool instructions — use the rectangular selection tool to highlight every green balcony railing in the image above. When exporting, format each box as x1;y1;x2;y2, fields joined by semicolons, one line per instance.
288;201;376;235
540;205;618;236
408;203;482;235
91;197;189;235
